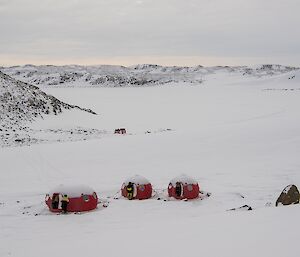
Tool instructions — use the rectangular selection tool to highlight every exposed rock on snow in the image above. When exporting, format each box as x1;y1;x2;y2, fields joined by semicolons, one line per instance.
0;71;96;128
3;127;108;147
0;71;99;147
262;69;300;91
276;184;300;206
227;204;253;211
1;64;298;88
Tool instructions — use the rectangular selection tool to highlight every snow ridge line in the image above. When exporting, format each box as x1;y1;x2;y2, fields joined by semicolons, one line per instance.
1;64;298;87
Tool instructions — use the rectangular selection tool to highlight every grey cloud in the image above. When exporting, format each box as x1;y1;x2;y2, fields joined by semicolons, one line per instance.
0;0;299;66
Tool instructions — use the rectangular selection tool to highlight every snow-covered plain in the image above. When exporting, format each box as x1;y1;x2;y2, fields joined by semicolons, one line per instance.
1;68;300;257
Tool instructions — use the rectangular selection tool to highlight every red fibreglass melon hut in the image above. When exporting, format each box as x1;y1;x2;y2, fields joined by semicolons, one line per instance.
121;175;152;200
45;185;98;212
168;175;200;200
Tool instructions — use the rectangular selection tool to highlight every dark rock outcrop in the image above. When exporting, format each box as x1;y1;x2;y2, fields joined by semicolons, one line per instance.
0;71;96;130
276;184;300;206
0;70;97;148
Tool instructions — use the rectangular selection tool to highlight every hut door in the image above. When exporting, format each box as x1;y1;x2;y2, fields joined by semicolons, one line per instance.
175;182;183;197
52;194;59;209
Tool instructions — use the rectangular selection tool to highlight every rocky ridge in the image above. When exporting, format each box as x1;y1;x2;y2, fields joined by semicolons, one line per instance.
1;64;298;87
0;71;98;147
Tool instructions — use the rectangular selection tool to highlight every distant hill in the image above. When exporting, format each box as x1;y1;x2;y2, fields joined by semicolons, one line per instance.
0;71;97;146
1;64;298;87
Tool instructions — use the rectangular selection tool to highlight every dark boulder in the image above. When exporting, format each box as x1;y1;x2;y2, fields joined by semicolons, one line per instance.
276;184;300;206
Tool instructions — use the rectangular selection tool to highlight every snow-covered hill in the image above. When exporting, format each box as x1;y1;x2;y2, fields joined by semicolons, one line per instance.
1;64;298;87
0;71;101;147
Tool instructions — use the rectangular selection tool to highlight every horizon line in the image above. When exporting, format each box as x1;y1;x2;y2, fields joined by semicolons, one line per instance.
1;63;299;69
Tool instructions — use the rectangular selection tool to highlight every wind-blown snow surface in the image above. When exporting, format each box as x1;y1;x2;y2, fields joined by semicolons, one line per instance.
1;68;300;257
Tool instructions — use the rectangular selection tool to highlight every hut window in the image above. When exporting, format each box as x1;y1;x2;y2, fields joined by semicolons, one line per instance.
139;185;145;191
82;195;90;202
187;185;193;191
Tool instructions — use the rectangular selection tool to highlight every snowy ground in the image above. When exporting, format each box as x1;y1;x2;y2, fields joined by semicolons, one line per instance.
1;71;300;257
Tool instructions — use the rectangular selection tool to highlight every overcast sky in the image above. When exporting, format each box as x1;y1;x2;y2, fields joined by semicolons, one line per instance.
0;0;299;67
